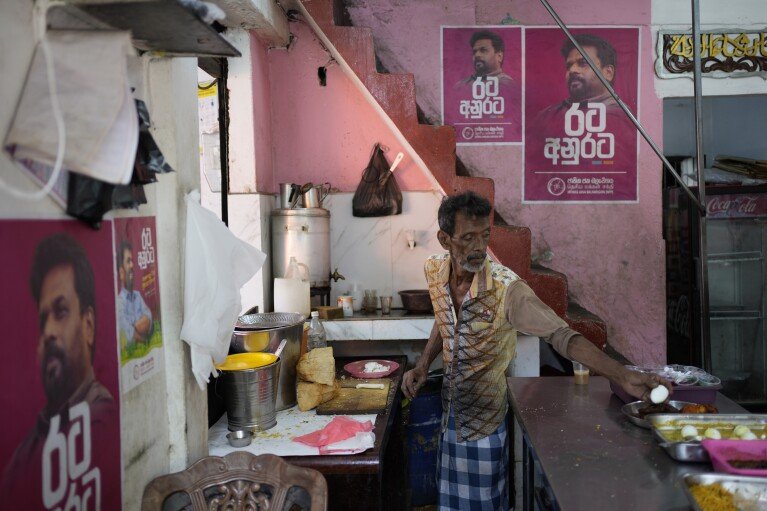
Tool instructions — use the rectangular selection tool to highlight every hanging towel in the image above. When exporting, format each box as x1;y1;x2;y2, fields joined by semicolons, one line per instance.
180;190;266;388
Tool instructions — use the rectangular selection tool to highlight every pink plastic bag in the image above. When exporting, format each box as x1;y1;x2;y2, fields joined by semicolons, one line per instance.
293;416;373;448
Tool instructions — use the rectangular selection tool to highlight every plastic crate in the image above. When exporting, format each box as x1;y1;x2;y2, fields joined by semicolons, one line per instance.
702;439;767;477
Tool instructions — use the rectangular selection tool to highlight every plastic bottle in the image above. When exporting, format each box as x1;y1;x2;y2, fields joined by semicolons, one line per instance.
275;256;311;316
285;256;309;281
307;311;327;351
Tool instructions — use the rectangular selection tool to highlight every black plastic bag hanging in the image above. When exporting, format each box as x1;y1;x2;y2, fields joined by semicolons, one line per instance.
66;173;115;229
133;99;174;184
352;144;403;217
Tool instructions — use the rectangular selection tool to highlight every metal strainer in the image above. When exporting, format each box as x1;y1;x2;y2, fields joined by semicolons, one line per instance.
235;312;306;331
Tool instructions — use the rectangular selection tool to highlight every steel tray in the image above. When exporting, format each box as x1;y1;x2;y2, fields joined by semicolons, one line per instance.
681;473;767;511
649;414;767;463
621;400;696;429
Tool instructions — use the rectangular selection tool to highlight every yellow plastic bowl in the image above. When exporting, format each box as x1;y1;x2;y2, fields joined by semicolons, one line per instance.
216;353;278;371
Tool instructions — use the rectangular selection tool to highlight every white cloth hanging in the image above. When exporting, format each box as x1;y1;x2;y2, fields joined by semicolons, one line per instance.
180;190;266;389
4;30;137;185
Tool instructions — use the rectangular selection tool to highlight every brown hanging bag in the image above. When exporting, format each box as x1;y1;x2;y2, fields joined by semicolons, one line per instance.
352;143;403;217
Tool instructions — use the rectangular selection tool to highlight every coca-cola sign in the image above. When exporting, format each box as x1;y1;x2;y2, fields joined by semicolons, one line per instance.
706;194;767;218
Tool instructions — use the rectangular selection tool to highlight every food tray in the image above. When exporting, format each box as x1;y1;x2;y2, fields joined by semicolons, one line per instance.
702;439;767;477
648;414;767;463
609;379;721;404
621;400;697;429
681;473;767;511
236;312;305;330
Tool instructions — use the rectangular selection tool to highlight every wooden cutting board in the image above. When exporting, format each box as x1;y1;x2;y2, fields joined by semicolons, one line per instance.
316;378;392;415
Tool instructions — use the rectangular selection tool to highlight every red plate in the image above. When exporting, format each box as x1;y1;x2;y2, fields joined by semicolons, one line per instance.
344;359;399;379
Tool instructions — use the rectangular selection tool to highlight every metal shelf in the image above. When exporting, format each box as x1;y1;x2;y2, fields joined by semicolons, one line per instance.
708;251;764;264
710;309;763;321
49;0;241;58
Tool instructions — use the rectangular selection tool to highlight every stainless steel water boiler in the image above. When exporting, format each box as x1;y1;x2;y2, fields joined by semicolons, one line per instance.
271;208;330;287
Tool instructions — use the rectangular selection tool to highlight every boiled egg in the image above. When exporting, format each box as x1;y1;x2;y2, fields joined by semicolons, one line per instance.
733;425;751;438
681;425;698;439
650;385;669;404
741;431;758;441
704;427;721;440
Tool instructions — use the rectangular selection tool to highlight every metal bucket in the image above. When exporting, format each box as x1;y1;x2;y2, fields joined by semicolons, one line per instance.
230;313;305;411
219;358;281;431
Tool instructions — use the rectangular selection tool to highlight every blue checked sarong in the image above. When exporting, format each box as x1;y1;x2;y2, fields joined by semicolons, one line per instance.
438;411;509;511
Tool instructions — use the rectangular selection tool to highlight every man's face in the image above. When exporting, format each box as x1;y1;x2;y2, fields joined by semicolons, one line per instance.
472;39;503;76
440;212;491;273
37;265;94;407
565;46;614;101
120;248;134;290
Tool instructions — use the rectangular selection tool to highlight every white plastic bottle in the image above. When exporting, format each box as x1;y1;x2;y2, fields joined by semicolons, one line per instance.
274;257;311;316
307;311;327;351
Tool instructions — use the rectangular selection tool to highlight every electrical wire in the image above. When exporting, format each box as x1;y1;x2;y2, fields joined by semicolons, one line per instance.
0;0;67;201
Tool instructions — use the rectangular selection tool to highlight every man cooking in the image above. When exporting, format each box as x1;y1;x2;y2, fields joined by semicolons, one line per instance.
401;191;668;511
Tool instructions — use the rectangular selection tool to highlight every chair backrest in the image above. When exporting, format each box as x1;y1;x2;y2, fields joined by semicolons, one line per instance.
142;452;327;511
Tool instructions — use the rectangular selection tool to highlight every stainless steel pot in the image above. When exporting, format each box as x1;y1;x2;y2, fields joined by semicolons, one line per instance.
230;313;305;411
271;208;330;287
218;358;280;431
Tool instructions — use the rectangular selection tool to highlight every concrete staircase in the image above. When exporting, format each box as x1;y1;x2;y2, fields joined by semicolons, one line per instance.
295;0;606;348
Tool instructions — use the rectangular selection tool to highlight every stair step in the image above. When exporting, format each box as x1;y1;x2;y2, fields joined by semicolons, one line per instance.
404;124;457;190
527;265;568;316
301;0;335;27
489;225;531;278
364;73;418;126
566;301;607;349
327;26;375;82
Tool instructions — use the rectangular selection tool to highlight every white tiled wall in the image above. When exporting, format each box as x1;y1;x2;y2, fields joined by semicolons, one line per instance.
322;191;445;308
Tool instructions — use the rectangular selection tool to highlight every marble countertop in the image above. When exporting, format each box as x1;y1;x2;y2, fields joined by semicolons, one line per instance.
331;309;433;321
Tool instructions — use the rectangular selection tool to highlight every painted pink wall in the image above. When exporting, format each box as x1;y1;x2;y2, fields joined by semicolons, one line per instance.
345;0;666;365
255;23;433;193
251;35;276;194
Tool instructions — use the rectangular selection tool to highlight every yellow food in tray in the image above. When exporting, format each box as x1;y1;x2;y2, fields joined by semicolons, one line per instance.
689;483;738;511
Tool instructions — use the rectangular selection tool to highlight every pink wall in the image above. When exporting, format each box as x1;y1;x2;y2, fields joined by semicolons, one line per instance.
254;23;433;193
343;0;666;365
252;35;276;194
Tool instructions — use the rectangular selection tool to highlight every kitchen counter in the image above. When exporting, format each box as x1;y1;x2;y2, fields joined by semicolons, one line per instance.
324;311;541;377
327;309;433;320
508;376;746;511
285;355;407;511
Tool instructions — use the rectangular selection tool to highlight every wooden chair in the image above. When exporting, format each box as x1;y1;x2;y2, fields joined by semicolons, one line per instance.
141;452;327;511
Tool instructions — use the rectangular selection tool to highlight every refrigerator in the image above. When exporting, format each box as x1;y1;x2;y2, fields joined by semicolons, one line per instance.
665;184;767;405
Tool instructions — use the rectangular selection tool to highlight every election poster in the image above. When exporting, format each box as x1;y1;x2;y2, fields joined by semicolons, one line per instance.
442;26;523;145
0;220;122;510
524;27;640;202
114;217;164;394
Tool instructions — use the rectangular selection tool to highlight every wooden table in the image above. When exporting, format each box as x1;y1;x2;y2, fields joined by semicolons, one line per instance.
284;355;407;511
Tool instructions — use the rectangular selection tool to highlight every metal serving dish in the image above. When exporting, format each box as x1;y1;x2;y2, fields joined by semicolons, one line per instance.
230;312;305;411
621;400;696;429
649;414;767;462
681;473;767;511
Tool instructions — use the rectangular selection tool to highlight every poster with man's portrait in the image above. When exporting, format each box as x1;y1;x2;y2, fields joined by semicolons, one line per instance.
0;220;121;510
524;27;640;202
114;217;163;394
442;26;523;145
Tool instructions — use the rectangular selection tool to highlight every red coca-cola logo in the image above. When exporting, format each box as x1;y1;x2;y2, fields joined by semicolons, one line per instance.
707;195;766;217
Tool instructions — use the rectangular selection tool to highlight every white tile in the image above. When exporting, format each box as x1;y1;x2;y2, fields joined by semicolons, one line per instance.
323;320;373;340
228;194;270;313
390;192;445;308
372;318;434;340
510;335;540;377
325;193;393;304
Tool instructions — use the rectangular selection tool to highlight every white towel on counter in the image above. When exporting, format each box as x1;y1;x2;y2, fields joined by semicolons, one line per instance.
180;190;266;389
